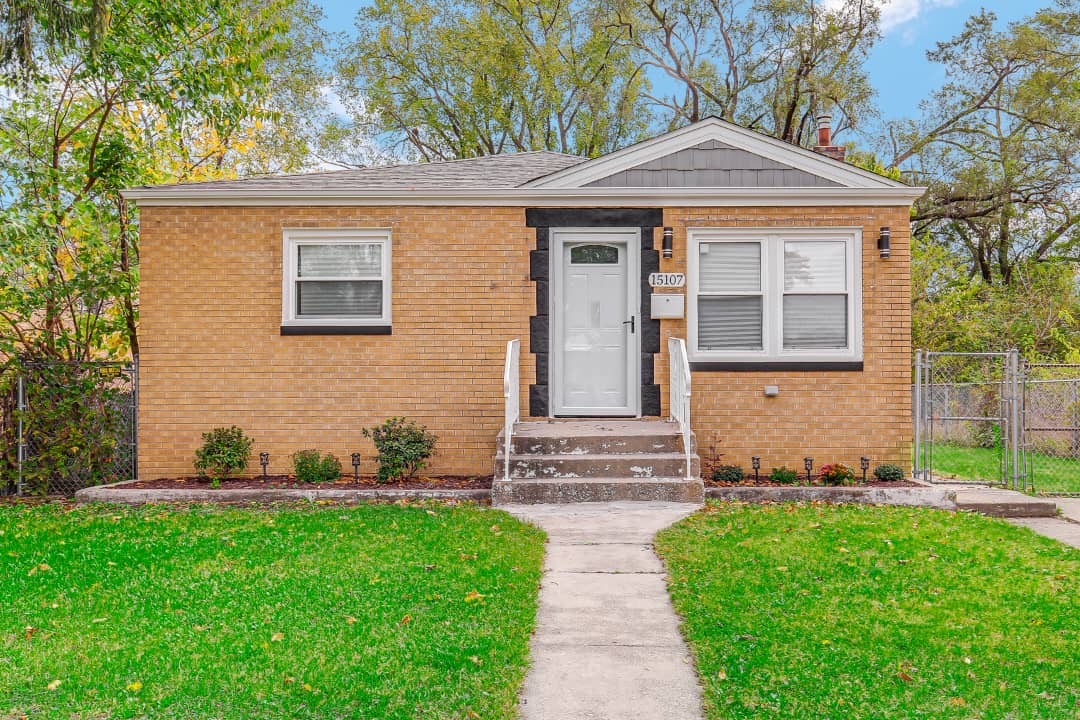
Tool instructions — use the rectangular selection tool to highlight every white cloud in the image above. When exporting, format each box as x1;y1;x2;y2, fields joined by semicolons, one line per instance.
822;0;961;33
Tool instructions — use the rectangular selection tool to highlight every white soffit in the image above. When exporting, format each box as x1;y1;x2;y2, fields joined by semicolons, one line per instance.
524;117;906;190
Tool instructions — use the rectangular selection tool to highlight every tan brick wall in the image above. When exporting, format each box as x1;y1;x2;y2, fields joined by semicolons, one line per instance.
138;203;910;479
656;206;912;474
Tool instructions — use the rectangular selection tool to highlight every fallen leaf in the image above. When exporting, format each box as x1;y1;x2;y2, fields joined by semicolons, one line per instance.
949;697;965;707
270;632;285;642
400;614;412;626
469;655;482;665
776;566;788;572
717;669;728;680
126;681;142;692
345;616;357;625
283;676;295;684
464;590;486;604
91;618;107;624
24;626;38;640
194;625;210;632
46;679;61;691
896;671;914;683
962;656;972;665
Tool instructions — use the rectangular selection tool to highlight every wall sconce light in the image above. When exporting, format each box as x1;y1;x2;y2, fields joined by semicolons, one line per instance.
878;226;891;259
804;456;814;483
259;452;269;479
860;456;870;482
751;456;761;482
351;452;362;481
662;227;673;259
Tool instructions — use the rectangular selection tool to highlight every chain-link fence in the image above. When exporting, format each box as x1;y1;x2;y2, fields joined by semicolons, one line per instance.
1;360;137;496
914;350;1024;489
1022;364;1080;496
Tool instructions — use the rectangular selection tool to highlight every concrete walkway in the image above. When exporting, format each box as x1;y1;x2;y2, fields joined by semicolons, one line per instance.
503;502;703;720
1007;496;1080;549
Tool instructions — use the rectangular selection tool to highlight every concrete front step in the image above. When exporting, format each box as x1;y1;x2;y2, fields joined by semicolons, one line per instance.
499;419;687;456
496;452;701;479
492;477;705;504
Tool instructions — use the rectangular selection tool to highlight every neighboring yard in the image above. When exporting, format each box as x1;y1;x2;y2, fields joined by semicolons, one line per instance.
658;502;1079;720
0;502;545;719
928;444;1080;494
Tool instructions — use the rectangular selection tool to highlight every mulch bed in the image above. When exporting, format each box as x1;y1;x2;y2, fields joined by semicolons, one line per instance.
706;478;921;488
126;474;493;491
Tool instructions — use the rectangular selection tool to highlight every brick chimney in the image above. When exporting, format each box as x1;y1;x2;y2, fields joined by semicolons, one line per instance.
813;113;846;162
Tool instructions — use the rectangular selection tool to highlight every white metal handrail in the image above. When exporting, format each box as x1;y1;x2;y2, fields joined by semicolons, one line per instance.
668;337;693;479
503;339;521;481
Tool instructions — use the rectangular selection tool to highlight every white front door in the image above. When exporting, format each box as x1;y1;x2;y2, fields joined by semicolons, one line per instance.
552;229;639;416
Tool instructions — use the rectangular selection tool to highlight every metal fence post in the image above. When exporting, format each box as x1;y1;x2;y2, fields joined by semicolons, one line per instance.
1009;350;1020;490
16;374;24;496
913;350;923;480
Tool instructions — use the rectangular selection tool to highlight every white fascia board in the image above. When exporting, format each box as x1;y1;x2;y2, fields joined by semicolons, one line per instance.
524;117;906;190
122;186;926;207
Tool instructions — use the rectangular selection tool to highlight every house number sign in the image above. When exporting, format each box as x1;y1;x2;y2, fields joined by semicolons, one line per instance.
648;272;686;288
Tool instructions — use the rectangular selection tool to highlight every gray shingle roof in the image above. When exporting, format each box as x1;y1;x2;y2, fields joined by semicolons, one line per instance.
130;151;585;192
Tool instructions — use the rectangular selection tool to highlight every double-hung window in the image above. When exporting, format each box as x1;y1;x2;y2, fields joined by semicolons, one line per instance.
688;228;861;364
282;229;391;330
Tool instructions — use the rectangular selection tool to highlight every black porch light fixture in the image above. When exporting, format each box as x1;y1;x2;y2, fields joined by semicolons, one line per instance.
804;456;814;483
259;452;269;478
860;456;870;482
662;227;674;259
351;452;362;480
877;226;891;259
751;456;760;481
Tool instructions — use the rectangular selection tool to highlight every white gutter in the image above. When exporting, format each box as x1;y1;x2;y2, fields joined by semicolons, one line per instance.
122;186;926;207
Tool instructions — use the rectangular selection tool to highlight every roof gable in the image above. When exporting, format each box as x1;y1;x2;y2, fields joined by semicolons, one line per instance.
526;117;904;190
584;139;841;188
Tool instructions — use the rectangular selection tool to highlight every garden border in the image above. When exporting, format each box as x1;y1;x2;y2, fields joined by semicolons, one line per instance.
75;479;489;505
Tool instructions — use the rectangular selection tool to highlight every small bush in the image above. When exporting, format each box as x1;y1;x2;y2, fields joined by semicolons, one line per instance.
362;417;437;483
194;426;253;485
770;466;798;484
818;463;856;485
711;465;745;482
292;449;342;484
873;463;905;482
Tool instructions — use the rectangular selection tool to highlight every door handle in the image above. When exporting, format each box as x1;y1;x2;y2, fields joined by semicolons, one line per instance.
623;316;635;334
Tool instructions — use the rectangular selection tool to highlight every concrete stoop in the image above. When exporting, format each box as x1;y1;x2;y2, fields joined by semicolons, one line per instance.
493;419;703;505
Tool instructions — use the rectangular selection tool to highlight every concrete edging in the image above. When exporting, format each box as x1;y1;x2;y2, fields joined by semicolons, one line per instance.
705;484;957;510
75;480;490;505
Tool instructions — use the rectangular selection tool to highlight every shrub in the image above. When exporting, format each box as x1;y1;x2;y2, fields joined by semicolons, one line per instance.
769;466;798;484
291;449;342;484
711;465;744;482
194;426;253;486
362;417;437;483
818;463;856;485
873;463;905;482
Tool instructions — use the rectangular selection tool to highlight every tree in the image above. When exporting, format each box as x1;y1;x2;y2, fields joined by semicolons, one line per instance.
612;0;881;144
890;4;1080;284
0;0;331;363
338;0;651;160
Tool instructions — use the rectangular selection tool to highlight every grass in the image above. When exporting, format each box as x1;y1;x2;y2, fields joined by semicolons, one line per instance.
657;502;1079;720
0;502;545;719
928;443;1080;494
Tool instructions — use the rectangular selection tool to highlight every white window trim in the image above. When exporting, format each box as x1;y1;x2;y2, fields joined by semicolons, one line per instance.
281;228;392;327
687;227;862;363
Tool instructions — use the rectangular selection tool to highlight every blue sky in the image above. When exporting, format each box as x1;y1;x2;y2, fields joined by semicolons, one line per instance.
317;0;1037;122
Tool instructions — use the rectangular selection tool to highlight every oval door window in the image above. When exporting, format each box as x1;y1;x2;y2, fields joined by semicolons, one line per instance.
570;244;619;264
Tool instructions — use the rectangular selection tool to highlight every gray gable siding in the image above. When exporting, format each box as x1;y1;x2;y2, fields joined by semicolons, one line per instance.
584;140;841;188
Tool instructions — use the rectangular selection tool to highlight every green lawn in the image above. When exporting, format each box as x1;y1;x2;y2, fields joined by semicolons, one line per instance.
928;443;1080;494
0;502;545;719
657;502;1079;720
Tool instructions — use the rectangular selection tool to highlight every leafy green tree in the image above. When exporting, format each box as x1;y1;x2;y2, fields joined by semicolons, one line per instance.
338;0;651;159
890;4;1080;285
612;0;881;143
0;0;331;363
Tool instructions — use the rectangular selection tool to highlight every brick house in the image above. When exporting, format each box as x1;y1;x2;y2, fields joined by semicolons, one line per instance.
124;117;923;499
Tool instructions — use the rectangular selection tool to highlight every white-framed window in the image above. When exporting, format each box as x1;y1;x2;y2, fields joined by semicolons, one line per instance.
282;228;392;327
687;227;862;363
